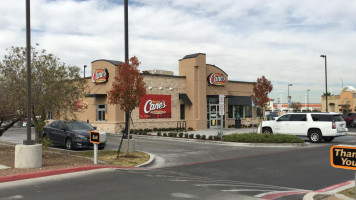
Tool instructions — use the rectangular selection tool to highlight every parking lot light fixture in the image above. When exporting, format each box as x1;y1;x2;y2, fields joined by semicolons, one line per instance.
288;84;293;111
320;55;328;112
307;89;310;111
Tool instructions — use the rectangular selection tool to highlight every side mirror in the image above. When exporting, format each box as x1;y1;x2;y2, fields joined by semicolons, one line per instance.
93;127;97;130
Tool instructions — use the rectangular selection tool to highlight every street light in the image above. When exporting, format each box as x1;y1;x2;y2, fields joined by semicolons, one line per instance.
84;65;87;78
307;89;310;111
278;91;284;112
321;55;328;112
288;84;293;111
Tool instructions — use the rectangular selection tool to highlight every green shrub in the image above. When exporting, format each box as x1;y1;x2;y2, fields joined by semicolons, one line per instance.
189;134;194;139
168;132;173;137
130;129;134;134
178;132;184;138
142;132;147;135
157;132;162;136
163;132;167;137
153;128;158;131
40;136;51;151
208;135;213;140
187;127;194;131
184;133;189;138
222;133;304;143
201;135;206;140
172;133;178;137
196;134;201;139
213;135;220;141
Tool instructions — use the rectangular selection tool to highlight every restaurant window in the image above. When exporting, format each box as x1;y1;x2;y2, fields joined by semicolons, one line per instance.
97;104;107;121
180;104;185;120
228;105;253;118
46;111;53;120
228;105;233;118
245;106;252;118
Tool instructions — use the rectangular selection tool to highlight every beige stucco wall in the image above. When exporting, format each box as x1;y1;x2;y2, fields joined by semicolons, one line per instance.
76;60;125;133
179;54;207;130
321;92;356;113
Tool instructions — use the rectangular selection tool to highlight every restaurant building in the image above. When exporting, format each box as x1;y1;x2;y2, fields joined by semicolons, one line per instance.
321;86;356;113
77;53;257;133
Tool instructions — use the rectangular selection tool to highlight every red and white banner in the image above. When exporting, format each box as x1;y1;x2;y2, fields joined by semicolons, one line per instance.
139;95;171;119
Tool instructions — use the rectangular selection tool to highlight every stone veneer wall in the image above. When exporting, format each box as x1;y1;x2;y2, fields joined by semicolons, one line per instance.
127;74;187;131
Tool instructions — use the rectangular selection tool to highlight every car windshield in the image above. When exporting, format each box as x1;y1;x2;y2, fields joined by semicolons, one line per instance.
63;121;94;130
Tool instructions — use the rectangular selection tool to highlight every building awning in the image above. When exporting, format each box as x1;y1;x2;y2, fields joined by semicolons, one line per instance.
228;96;252;106
86;94;107;98
179;94;192;105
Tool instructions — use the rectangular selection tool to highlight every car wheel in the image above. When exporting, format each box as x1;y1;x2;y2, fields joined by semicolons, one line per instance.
65;138;72;150
262;128;273;134
309;130;322;143
323;137;335;142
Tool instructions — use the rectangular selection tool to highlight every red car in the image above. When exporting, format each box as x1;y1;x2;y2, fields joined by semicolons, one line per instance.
343;113;356;126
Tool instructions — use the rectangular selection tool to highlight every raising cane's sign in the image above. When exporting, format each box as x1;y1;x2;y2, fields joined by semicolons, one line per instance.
139;95;171;119
92;68;109;84
208;73;226;86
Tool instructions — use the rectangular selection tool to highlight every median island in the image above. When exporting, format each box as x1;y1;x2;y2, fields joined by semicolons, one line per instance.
222;133;304;143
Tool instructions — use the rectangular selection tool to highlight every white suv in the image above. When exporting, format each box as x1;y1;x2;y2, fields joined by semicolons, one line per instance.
258;112;348;143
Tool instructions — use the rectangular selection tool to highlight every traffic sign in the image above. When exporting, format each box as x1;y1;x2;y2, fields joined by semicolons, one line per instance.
331;145;356;170
90;131;100;144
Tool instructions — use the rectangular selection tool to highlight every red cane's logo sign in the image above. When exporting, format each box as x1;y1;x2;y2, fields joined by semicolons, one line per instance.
208;73;226;86
92;69;109;84
144;100;167;114
140;95;171;119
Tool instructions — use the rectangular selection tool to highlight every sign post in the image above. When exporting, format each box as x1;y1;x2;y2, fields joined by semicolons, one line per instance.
219;95;225;139
330;145;356;199
90;131;100;165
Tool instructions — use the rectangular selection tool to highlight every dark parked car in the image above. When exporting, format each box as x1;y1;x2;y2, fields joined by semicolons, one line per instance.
42;121;106;150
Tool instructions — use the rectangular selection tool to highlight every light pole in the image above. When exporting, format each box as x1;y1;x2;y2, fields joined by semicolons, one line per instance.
288;84;293;112
84;65;87;78
278;91;284;112
307;89;310;111
304;94;307;112
321;55;328;112
24;0;34;145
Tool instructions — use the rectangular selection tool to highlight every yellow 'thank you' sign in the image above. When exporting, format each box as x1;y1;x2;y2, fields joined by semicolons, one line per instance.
90;131;100;144
331;145;356;170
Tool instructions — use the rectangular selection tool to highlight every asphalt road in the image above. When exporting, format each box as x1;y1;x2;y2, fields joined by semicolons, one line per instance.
1;127;356;199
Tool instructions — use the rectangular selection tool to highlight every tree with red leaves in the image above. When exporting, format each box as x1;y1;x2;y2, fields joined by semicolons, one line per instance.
107;56;146;154
251;76;273;133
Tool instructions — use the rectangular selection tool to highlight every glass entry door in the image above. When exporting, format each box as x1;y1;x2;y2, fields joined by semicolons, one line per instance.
209;104;221;128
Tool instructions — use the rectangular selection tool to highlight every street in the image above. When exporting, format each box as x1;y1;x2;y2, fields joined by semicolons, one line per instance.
1;127;356;199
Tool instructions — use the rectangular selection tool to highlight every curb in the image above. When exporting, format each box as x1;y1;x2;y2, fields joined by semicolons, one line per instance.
0;164;150;184
303;180;354;200
0;151;155;183
125;134;312;148
136;152;155;168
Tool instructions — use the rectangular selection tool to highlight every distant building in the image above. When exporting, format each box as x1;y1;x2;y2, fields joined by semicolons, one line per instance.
321;86;356;114
272;103;321;113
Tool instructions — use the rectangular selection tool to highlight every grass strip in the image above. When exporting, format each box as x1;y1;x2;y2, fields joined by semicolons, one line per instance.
74;150;150;167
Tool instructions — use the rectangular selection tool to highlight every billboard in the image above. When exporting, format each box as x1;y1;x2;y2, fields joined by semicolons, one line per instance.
139;95;171;119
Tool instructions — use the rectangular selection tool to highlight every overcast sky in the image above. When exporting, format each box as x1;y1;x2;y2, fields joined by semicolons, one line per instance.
1;0;355;103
